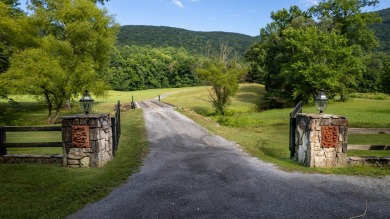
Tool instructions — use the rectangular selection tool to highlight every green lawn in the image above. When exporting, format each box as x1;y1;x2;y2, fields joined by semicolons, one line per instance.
0;109;148;218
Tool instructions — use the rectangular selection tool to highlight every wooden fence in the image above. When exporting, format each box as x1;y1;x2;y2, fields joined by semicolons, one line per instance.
0;126;62;156
1;101;122;157
348;128;390;151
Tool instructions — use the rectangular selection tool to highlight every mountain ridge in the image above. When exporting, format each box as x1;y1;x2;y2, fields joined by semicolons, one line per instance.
117;8;390;55
117;25;258;57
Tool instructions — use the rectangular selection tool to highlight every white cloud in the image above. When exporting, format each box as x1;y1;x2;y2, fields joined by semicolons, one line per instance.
172;0;184;8
300;0;318;7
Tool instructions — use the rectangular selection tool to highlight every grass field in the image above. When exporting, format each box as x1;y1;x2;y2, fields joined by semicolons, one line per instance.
0;109;148;218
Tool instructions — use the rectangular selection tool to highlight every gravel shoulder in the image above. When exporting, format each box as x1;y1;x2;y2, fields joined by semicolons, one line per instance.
68;108;390;218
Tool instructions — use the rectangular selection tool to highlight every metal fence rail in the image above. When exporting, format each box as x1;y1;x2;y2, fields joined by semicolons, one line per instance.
111;101;121;156
289;101;303;158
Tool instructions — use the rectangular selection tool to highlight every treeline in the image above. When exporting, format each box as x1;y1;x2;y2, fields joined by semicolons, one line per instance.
107;46;203;91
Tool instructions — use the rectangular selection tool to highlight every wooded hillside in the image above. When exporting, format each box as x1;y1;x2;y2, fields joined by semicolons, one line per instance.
117;25;258;57
373;7;390;53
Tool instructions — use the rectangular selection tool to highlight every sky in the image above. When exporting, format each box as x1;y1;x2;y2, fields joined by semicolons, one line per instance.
102;0;390;36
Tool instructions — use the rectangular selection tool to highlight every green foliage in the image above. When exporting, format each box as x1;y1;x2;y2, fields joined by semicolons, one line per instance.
0;1;37;74
383;61;390;94
1;0;118;123
372;8;390;54
245;0;384;104
282;25;364;101
309;0;381;52
117;25;258;58
196;55;247;115
107;46;202;91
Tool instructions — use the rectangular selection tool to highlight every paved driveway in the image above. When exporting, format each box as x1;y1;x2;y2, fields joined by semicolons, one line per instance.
68;108;390;218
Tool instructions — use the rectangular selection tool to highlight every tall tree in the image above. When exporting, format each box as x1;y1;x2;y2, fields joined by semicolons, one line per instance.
245;1;381;104
282;25;363;101
1;0;118;123
196;44;247;115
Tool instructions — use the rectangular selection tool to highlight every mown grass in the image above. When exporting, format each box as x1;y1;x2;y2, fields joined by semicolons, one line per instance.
165;84;390;176
0;109;148;219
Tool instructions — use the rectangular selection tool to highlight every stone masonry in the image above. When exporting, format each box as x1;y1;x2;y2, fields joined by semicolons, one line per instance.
62;114;113;168
294;114;348;168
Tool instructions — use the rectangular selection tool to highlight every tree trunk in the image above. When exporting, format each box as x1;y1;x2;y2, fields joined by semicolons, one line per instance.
47;102;63;124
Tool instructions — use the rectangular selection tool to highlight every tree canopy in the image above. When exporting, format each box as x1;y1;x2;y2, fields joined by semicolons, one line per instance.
0;0;118;123
196;43;247;115
245;0;385;103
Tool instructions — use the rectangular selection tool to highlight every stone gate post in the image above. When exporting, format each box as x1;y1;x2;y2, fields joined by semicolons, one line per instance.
62;114;113;168
294;114;348;168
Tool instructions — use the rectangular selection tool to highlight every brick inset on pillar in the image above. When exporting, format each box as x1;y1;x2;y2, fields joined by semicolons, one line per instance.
72;125;89;148
321;126;339;148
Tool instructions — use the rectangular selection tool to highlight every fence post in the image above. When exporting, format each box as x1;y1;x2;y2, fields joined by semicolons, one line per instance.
118;101;121;139
0;126;6;156
131;95;135;109
111;117;117;156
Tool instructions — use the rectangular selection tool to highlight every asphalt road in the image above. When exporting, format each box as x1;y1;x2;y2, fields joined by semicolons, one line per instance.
68;107;390;218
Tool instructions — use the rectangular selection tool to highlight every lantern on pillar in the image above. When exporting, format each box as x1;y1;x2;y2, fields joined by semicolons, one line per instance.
315;88;328;114
79;89;94;114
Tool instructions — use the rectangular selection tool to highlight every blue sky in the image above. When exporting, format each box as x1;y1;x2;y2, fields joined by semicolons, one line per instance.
103;0;390;36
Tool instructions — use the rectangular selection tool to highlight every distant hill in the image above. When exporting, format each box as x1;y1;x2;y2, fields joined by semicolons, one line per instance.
117;25;258;57
117;8;390;57
373;7;390;53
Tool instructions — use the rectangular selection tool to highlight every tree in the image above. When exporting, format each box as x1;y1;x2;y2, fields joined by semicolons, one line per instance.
309;0;381;52
245;6;313;102
3;48;68;119
0;1;38;98
196;44;247;115
382;61;390;94
282;25;363;101
1;0;118;123
245;1;381;104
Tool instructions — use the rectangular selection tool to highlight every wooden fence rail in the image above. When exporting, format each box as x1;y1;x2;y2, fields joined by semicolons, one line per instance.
1;102;122;157
348;128;390;151
0;126;62;156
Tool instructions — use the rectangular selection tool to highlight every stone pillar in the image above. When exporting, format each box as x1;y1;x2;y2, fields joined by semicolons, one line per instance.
294;114;348;168
62;114;113;168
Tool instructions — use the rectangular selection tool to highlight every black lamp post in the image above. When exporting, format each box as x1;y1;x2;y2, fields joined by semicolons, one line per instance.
79;89;94;114
315;88;328;114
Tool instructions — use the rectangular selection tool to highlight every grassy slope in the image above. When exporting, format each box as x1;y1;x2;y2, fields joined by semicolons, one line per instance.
0;109;148;218
164;84;390;175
